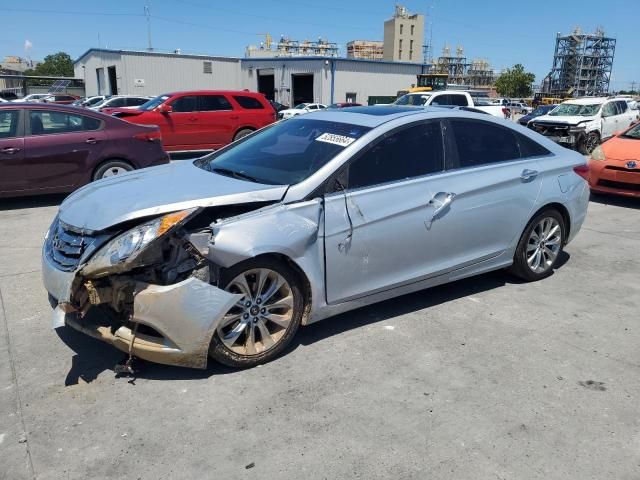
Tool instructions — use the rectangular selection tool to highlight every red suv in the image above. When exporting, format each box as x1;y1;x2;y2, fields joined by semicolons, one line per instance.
112;90;276;152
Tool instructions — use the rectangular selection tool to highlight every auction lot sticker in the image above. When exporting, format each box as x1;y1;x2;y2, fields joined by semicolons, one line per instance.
316;133;356;147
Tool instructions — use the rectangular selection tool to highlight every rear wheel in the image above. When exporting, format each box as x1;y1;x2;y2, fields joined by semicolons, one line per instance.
509;209;565;282
233;128;254;142
209;258;304;368
93;160;133;181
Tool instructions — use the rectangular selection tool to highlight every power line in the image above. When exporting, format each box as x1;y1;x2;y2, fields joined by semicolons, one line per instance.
0;7;143;17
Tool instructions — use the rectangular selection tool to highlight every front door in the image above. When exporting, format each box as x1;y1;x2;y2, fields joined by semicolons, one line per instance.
324;120;446;304
25;109;106;190
165;95;201;150
196;94;238;149
0;109;26;194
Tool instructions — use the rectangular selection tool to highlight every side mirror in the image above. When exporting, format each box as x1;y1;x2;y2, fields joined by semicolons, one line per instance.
158;104;172;114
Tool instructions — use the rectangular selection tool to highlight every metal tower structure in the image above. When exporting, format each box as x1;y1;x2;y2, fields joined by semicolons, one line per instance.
545;28;616;97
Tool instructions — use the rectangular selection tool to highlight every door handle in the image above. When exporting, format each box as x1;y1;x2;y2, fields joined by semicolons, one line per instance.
85;138;99;144
428;192;456;220
1;147;20;154
520;168;538;181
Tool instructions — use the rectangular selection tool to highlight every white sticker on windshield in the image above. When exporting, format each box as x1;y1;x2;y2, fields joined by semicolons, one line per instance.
315;133;356;147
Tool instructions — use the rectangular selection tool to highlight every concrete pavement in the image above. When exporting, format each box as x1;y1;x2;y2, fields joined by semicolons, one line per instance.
0;193;639;480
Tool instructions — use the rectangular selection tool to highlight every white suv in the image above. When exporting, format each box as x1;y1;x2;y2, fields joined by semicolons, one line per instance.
529;97;639;154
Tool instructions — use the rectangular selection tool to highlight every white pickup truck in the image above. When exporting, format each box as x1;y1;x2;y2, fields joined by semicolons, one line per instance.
528;97;639;154
393;91;505;117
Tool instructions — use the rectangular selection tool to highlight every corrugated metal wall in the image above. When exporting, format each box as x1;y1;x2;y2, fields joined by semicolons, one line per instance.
75;50;241;97
75;50;425;104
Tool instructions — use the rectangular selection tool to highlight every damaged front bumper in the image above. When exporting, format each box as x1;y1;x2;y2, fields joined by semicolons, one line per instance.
43;249;241;369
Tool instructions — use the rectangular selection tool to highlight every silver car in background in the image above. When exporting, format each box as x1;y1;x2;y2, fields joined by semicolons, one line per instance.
42;106;589;368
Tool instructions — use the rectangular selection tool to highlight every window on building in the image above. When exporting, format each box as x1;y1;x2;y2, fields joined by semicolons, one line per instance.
347;121;444;189
203;61;213;74
410;40;414;49
0;110;19;138
29;110;101;135
233;95;264;109
411;25;415;35
398;49;403;58
400;24;403;34
409;51;413;60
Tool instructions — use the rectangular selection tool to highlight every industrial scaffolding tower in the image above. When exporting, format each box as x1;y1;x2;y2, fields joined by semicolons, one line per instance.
544;28;616;97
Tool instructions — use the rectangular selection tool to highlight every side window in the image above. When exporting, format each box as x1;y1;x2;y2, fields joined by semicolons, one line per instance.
171;96;199;112
199;95;233;111
0;110;20;139
347;121;444;189
232;95;264;110
515;132;551;158
127;97;148;107
602;102;616;117
449;95;469;107
308;105;318;110
430;95;448;106
109;98;127;108
448;119;520;169
29;111;101;135
616;100;628;114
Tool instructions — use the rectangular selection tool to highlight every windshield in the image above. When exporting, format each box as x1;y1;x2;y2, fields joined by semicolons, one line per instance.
85;97;103;106
140;95;171;111
195;118;371;185
293;103;309;110
621;123;640;139
394;94;431;106
549;103;601;117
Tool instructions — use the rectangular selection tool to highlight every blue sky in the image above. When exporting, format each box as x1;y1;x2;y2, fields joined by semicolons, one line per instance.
1;0;637;89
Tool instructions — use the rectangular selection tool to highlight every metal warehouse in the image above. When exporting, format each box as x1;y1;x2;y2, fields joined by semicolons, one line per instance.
75;49;427;104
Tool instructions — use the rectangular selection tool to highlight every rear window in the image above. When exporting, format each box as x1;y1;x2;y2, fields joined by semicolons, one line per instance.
233;95;265;110
199;95;232;111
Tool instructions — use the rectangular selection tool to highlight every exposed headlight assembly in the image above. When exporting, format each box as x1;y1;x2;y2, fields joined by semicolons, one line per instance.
590;145;606;161
81;208;196;277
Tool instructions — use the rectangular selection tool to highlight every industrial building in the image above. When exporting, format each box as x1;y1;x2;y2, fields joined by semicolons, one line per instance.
427;46;496;89
383;5;424;63
74;48;428;106
346;41;384;61
542;28;616;97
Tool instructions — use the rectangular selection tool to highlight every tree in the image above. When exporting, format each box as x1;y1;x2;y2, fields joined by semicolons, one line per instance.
495;64;536;98
24;52;74;77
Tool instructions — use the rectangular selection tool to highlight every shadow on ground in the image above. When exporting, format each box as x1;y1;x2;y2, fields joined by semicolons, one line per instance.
56;252;569;383
590;193;639;209
0;193;67;211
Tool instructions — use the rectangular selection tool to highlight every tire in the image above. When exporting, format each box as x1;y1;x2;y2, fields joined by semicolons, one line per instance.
209;257;305;368
233;128;254;142
93;160;134;181
578;131;600;155
509;209;565;282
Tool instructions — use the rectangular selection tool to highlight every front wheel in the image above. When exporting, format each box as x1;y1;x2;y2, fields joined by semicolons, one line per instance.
209;258;304;368
509;210;565;282
578;131;600;155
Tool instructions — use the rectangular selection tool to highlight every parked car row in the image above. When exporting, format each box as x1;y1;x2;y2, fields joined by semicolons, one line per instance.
41;105;590;369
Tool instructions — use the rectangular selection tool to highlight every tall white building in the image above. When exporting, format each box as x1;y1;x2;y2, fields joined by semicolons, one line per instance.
383;5;424;63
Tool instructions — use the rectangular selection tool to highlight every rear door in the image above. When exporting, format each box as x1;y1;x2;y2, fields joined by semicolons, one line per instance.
0;108;26;194
196;94;237;148
417;118;546;274
24;109;106;190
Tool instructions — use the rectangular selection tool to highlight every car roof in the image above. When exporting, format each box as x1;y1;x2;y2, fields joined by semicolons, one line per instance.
0;103;102;114
291;105;478;128
163;90;264;97
563;97;611;105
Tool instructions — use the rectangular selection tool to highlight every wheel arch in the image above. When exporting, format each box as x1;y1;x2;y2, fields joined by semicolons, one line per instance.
233;126;256;140
529;202;571;244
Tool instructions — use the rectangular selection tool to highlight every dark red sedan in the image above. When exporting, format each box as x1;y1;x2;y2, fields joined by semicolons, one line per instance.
42;94;81;105
0;103;169;198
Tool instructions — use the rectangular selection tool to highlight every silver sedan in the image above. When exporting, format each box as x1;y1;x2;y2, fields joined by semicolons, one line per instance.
42;106;590;368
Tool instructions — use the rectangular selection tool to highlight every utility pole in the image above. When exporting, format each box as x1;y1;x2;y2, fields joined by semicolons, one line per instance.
631;81;637;94
145;1;153;51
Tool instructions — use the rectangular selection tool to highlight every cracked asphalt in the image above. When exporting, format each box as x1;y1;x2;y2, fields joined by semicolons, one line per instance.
0;192;638;480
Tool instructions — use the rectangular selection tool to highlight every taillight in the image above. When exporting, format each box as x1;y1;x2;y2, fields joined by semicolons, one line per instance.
134;130;162;142
573;164;589;181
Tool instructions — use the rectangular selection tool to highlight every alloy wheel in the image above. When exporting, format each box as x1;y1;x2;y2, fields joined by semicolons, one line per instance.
526;217;562;274
218;268;294;356
102;166;129;178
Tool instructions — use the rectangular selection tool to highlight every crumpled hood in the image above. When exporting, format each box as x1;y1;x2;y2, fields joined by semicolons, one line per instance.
59;161;287;231
532;114;596;126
